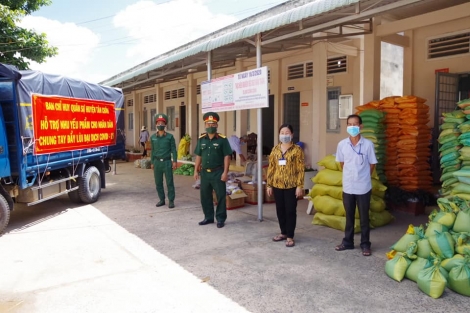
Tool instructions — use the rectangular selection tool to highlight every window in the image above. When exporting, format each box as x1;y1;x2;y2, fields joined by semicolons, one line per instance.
127;99;134;107
164;91;171;100
327;87;341;133
287;62;313;80
128;112;134;130
428;31;470;59
166;106;175;131
144;94;156;104
327;56;347;74
171;90;177;99
196;85;201;95
150;109;156;131
178;88;185;98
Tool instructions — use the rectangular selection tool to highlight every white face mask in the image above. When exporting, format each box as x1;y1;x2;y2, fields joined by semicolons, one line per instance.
279;134;291;143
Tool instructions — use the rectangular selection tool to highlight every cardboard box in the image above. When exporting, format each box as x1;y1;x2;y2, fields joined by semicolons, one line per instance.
241;182;265;205
213;191;247;210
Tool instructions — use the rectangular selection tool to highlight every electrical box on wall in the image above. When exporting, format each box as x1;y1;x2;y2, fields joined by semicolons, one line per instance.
338;94;353;119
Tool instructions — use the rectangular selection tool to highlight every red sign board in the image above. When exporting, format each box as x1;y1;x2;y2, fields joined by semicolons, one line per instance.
32;94;116;155
435;68;449;74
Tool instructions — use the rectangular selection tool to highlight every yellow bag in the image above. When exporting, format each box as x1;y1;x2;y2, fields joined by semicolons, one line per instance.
385;252;411;282
317;155;341;171
312;212;361;233
312;169;343;186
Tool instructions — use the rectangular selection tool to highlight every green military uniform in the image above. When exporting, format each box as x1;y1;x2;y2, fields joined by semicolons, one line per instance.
151;114;177;206
194;113;232;223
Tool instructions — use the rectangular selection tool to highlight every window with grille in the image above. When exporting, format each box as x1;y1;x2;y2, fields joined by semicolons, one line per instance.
306;62;313;77
327;88;341;132
150;109;156;131
127;99;134;107
166;106;175;130
287;62;313;80
128;113;134;130
196;85;201;95
287;64;304;80
327;56;347;74
428;32;470;59
268;70;271;83
171;90;178;99
178;88;185;98
164;91;171;100
144;94;156;104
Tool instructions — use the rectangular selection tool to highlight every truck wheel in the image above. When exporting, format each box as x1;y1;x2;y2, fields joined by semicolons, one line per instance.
68;179;82;204
78;166;101;203
0;195;11;234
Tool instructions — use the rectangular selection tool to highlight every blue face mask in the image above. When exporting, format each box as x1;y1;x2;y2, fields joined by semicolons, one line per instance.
347;126;360;137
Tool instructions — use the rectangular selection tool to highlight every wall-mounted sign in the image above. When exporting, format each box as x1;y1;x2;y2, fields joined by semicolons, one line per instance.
435;68;449;74
201;66;268;113
287;87;295;91
327;76;334;87
301;102;309;106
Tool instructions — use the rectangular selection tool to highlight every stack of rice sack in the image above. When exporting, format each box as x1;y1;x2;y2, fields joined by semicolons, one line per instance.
379;97;401;187
310;155;393;232
356;109;387;183
395;96;433;191
385;196;470;299
438;108;465;196
439;98;470;197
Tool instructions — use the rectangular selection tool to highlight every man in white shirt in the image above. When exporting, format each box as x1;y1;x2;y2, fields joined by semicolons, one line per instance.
335;114;377;256
228;135;248;164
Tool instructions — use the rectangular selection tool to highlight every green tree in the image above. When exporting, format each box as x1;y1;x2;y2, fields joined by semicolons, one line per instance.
0;0;58;69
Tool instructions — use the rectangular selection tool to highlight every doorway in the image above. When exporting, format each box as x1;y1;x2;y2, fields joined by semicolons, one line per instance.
283;92;300;143
432;72;470;183
180;105;186;139
262;95;275;154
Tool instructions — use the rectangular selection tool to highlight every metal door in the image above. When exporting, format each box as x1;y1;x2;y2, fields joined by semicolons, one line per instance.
432;72;460;184
283;92;300;143
262;95;275;154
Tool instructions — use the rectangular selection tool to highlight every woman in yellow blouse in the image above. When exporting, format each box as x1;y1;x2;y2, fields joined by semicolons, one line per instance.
266;124;305;247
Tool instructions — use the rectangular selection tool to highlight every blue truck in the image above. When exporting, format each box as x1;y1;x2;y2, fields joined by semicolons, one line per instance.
0;64;126;233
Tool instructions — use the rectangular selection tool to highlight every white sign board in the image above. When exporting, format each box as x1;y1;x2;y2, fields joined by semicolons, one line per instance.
201;67;269;113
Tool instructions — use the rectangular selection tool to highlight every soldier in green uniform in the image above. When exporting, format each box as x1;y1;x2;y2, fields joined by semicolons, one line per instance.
194;112;232;228
150;113;177;208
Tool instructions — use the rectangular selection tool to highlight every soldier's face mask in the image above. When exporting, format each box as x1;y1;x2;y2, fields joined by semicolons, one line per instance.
156;122;166;131
205;122;217;134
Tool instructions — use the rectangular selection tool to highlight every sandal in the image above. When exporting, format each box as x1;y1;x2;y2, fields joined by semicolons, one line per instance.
335;243;354;251
286;239;295;247
362;247;372;256
272;234;287;242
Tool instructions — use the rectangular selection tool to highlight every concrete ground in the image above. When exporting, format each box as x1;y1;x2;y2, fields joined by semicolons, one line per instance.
0;160;468;313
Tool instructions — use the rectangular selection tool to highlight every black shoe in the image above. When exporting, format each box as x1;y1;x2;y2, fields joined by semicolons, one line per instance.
156;200;165;207
217;222;225;228
198;219;214;225
168;201;175;208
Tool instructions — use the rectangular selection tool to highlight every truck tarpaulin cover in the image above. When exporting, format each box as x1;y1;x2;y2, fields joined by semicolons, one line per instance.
0;64;124;154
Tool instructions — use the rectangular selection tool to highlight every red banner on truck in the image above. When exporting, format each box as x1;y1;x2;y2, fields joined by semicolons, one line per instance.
32;94;116;155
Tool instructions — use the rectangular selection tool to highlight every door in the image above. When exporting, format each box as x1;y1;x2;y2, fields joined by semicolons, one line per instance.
283;92;300;143
180;105;186;138
432;72;460;184
262;95;275;154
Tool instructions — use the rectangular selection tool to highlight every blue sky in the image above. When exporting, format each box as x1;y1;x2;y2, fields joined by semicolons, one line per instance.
20;0;287;83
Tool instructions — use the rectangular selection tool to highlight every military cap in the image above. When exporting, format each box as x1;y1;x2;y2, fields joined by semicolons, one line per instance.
154;113;168;124
203;112;219;123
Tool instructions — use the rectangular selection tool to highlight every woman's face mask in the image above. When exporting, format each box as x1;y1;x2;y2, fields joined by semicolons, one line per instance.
279;134;291;143
347;126;360;137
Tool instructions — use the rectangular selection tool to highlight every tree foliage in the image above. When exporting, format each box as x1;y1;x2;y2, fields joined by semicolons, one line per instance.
0;0;58;69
